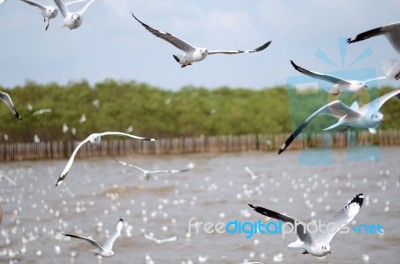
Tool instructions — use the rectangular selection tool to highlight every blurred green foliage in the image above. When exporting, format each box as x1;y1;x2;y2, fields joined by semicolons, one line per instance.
0;80;399;142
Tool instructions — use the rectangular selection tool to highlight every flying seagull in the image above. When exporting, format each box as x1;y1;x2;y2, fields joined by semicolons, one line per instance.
55;132;156;186
249;193;364;257
32;108;52;116
290;60;386;95
53;0;96;30
112;157;192;180
20;0;84;30
278;88;400;154
244;166;261;180
144;233;178;244
347;21;400;53
131;13;272;67
61;217;123;258
0;91;22;120
348;22;400;80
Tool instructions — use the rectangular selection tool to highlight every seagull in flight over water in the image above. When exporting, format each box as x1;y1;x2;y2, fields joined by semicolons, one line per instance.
278;88;400;154
53;0;96;30
55;132;156;186
249;193;364;257
131;13;272;68
19;0;84;30
347;21;400;79
0;91;22;120
61;217;124;258
290;60;386;95
112;157;192;180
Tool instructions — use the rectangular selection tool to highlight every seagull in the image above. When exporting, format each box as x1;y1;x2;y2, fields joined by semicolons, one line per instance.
144;233;178;244
53;0;96;30
244;166;260;180
381;59;400;80
0;91;21;120
32;108;52;116
278;88;400;154
61;217;123;258
0;0;6;4
347;21;400;53
249;193;364;257
55;132;157;186
20;0;84;30
131;13;272;68
290;60;386;95
112;157;192;180
0;175;16;186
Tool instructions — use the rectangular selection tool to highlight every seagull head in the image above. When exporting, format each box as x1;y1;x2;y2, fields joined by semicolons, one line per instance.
71;14;82;25
46;7;58;18
199;48;208;56
89;134;102;145
321;245;331;255
370;112;384;124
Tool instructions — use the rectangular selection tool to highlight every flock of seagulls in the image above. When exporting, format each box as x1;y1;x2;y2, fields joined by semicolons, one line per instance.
1;1;400;261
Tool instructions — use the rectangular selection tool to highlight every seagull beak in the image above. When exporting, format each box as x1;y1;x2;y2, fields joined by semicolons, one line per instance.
328;251;332;254
381;118;385;123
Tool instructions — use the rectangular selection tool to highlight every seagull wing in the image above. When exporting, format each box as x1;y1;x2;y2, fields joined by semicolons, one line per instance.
99;131;156;141
364;76;386;83
65;0;86;6
278;100;359;154
290;60;350;84
53;0;68;17
347;22;400;53
111;157;147;173
131;13;196;52
103;217;123;251
0;92;21;120
20;0;46;10
313;193;363;245
208;40;271;55
362;88;400;112
248;204;315;246
77;0;95;16
144;233;177;244
61;233;104;252
55;135;92;186
244;166;256;178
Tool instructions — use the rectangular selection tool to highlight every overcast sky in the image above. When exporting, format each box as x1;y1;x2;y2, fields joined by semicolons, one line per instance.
1;0;399;90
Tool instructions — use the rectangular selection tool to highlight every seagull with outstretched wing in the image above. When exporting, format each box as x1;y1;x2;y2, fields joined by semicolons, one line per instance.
55;132;156;187
131;13;272;67
290;60;386;95
249;193;364;257
278;89;400;154
0;91;22;120
61;217;124;258
53;0;96;30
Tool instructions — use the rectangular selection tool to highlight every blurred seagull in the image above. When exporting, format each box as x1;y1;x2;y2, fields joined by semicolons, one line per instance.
53;0;96;30
131;13;272;68
0;0;6;4
244;166;260;180
278;89;400;154
249;193;364;257
290;60;386;95
112;157;192;180
55;132;156;186
20;0;84;30
0;91;22;120
61;217;123;258
32;108;52;116
348;22;400;80
144;233;178;244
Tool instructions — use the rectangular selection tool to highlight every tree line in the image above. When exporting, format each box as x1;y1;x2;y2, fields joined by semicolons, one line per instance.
0;80;399;142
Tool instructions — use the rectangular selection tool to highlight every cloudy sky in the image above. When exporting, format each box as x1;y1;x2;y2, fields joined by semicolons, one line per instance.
1;0;399;90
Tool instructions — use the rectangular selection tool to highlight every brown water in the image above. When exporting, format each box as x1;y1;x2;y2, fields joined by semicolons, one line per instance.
0;147;399;264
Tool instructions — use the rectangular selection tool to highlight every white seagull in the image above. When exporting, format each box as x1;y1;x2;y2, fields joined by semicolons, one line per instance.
131;13;272;68
61;217;123;258
278;89;400;154
144;233;178;244
290;60;386;95
347;21;400;53
112;157;192;181
0;91;22;120
32;108;52;116
249;193;364;257
20;0;84;30
53;0;96;30
244;166;260;180
55;132;157;186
